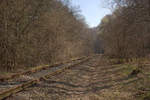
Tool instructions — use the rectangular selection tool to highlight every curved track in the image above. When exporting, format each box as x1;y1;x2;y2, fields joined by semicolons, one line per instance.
0;56;90;100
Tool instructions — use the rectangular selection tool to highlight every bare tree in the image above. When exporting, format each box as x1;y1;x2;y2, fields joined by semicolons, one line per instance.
0;0;91;72
98;0;150;59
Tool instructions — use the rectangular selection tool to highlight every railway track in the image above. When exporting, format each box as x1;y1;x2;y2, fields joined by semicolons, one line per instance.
0;54;147;100
23;56;143;99
0;56;87;82
0;56;91;100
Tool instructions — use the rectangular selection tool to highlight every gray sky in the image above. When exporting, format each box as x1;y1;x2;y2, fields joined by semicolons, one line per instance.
71;0;111;27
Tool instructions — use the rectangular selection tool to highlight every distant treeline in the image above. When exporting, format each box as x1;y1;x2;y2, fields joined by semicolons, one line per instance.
97;0;150;59
0;0;94;71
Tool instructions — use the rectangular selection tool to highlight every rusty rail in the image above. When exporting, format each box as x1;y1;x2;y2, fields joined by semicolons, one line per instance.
0;56;87;82
0;56;90;100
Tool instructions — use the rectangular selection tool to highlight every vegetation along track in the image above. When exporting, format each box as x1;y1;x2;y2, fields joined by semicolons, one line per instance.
0;56;91;100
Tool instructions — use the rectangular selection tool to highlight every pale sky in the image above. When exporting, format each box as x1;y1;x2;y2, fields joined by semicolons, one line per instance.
71;0;111;27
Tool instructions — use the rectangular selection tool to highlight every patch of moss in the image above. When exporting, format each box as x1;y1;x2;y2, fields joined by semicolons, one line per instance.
0;71;12;77
122;64;138;76
140;92;150;100
109;58;126;64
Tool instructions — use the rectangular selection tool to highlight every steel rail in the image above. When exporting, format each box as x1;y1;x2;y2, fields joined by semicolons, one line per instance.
0;56;87;82
0;57;90;100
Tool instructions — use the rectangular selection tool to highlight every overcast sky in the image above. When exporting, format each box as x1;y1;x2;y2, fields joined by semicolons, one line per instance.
71;0;111;27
